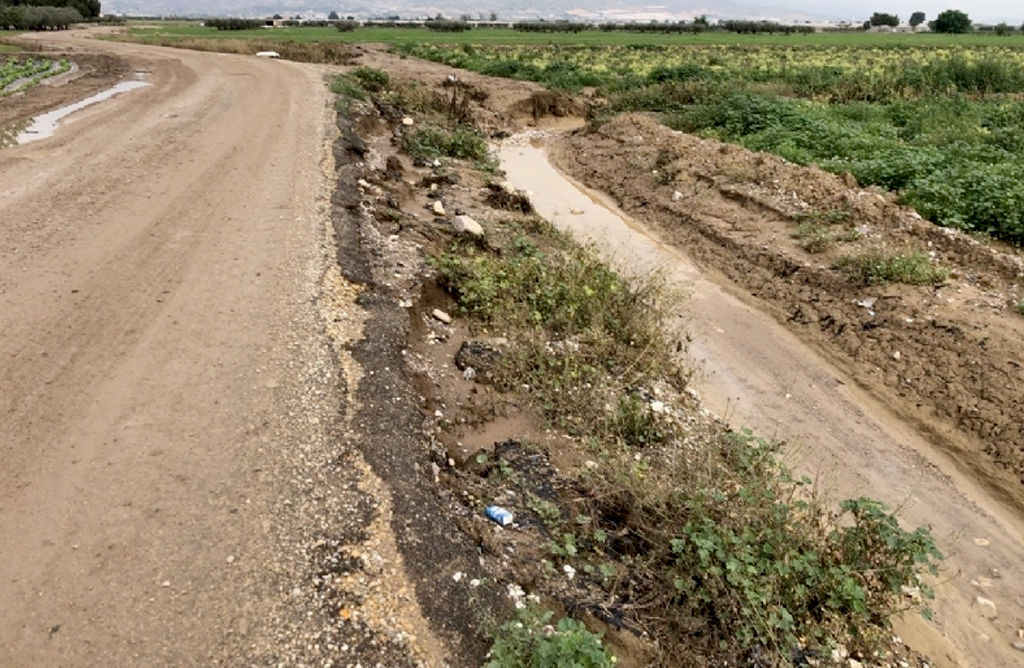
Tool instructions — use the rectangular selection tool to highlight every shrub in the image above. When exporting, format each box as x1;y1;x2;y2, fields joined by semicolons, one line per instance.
350;66;389;92
204;18;264;30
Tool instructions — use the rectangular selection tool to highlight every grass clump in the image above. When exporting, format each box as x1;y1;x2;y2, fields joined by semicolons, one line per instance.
329;73;367;111
834;251;948;285
350;66;389;92
402;124;491;163
432;218;675;434
791;208;858;253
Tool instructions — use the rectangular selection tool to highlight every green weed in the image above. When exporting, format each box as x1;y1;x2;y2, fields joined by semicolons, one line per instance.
401;124;490;162
484;604;614;668
834;251;948;285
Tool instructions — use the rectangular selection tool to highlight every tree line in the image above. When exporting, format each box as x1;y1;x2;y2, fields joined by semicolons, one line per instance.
0;0;99;30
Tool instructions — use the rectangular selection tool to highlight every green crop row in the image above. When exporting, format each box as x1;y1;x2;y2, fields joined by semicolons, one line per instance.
0;57;59;92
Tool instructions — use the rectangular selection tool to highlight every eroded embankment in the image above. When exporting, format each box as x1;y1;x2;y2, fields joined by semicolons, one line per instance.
556;114;1024;507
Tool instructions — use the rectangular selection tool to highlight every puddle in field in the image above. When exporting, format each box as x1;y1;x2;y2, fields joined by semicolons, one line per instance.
497;134;1024;668
6;80;150;146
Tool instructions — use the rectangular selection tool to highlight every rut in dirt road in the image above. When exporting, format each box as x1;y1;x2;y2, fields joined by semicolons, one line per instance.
0;37;444;667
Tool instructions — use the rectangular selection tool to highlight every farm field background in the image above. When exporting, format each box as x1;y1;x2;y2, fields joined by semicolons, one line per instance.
113;24;1024;245
400;39;1024;244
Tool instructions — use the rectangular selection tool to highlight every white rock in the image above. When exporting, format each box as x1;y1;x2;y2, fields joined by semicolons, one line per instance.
650;401;666;414
432;201;446;216
848;660;863;668
671;191;683;202
255;51;280;58
570;208;585;215
402;116;414;126
1013;640;1024;651
432;309;452;324
893;351;901;360
452;215;484;237
357;178;371;189
975;596;998;619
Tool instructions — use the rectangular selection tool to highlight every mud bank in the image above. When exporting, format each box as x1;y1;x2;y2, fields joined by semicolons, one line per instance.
556;114;1024;501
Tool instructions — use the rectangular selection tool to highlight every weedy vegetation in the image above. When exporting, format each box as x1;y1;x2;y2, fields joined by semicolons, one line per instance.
433;200;943;666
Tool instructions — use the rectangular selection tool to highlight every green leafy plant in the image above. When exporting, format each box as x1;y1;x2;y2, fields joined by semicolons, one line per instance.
484;605;615;668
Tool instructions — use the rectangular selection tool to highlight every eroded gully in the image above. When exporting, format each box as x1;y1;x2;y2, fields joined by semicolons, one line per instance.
498;134;1024;668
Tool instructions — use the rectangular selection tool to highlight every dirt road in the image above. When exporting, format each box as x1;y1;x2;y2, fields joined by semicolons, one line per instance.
0;35;396;666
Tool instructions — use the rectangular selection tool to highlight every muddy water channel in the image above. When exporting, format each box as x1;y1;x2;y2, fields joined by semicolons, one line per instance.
498;135;1024;668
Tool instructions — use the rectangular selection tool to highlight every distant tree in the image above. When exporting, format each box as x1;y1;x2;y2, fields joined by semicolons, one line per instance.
693;14;709;25
1;0;100;19
909;11;925;26
870;12;899;27
272;13;282;19
862;19;871;29
930;9;971;33
489;11;497;20
328;10;339;19
994;21;1011;35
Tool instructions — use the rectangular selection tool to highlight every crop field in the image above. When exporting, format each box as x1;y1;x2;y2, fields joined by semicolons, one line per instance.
400;40;1024;244
0;57;68;95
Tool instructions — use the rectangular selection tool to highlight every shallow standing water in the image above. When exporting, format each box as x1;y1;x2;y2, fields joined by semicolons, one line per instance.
10;80;150;146
497;134;1024;668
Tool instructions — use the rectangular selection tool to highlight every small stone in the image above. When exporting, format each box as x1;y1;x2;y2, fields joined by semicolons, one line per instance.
1013;640;1024;651
226;555;235;564
161;581;171;588
671;191;683;202
357;179;371;189
650;401;665;413
402;116;414;126
974;537;991;546
893;351;901;360
975;596;998;619
570;208;584;215
432;309;452;324
462;367;476;380
848;660;863;668
432;200;446;216
452;215;484;237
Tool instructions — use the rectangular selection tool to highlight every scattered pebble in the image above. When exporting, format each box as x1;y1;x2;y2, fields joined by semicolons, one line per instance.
431;309;452;324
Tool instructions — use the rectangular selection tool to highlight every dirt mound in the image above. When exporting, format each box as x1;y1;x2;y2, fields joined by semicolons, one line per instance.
556;113;1024;508
0;53;131;126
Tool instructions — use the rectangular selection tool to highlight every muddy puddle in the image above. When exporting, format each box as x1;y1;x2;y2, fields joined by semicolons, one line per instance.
497;135;1024;668
3;80;150;147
